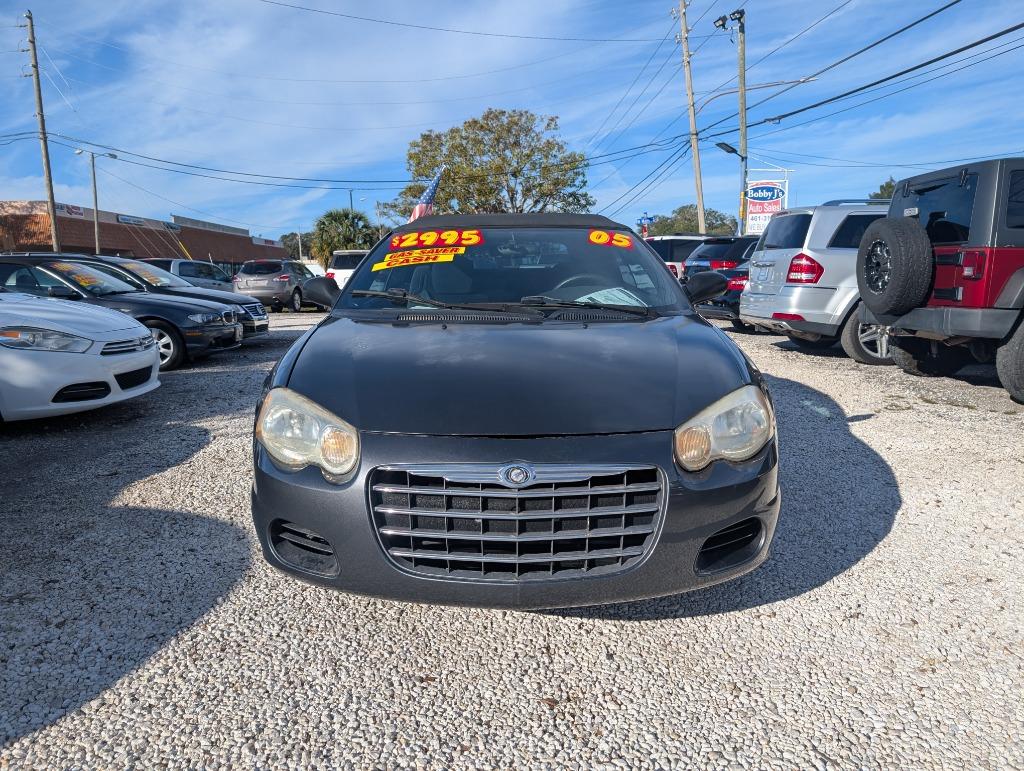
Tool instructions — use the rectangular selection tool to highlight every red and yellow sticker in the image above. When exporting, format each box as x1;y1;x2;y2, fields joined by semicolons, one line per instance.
389;229;483;250
588;229;634;249
50;261;101;286
371;246;464;272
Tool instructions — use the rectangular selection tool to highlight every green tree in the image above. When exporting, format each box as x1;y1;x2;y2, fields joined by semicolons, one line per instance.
870;176;897;200
648;204;737;236
309;209;377;267
279;231;313;260
386;108;595;219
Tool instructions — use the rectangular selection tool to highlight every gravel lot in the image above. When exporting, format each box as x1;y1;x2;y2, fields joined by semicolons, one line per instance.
2;312;1022;769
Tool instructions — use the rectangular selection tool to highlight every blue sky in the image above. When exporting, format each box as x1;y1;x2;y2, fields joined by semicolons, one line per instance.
0;0;1021;238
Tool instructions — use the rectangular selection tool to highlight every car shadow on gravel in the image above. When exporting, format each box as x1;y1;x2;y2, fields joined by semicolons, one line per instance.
556;375;900;621
0;413;249;748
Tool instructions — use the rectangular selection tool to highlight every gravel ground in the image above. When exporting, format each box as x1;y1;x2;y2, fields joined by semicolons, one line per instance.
1;312;1022;769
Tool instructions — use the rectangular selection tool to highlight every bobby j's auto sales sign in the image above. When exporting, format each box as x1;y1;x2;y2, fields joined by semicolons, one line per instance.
745;179;788;235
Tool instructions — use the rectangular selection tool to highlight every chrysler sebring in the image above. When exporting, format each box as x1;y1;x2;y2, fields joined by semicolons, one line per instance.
251;214;780;608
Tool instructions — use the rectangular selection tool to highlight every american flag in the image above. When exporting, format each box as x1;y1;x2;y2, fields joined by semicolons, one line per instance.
408;165;445;223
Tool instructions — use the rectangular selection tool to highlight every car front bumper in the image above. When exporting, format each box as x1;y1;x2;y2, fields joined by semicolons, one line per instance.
0;346;160;421
183;322;244;356
251;430;780;609
242;318;270;338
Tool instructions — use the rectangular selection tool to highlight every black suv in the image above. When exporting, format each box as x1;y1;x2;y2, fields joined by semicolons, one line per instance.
856;158;1024;401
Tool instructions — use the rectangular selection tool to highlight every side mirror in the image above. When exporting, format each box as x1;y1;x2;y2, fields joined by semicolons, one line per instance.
47;285;79;299
303;276;340;310
684;271;728;304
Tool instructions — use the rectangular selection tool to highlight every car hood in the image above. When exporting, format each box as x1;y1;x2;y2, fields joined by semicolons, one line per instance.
285;314;755;436
157;286;258;305
99;292;232;314
0;292;144;336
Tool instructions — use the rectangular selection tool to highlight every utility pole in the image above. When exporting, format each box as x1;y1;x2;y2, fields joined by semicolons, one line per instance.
297;227;303;261
348;189;354;211
735;9;748;236
25;10;59;251
89;152;99;253
678;0;706;234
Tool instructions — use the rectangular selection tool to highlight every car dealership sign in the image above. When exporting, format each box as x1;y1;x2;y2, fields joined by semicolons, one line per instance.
744;179;788;235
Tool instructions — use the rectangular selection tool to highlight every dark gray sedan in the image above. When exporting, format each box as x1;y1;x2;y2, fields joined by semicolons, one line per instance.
251;214;779;608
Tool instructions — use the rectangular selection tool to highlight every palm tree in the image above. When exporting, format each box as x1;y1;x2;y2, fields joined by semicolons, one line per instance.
310;209;377;267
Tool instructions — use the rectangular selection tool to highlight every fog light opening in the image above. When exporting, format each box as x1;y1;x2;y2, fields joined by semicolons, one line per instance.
695;517;763;574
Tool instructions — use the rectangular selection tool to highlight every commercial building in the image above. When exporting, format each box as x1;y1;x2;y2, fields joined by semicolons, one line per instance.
0;201;286;271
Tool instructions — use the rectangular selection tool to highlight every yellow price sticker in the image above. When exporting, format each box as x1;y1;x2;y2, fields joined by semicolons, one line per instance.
371;246;464;271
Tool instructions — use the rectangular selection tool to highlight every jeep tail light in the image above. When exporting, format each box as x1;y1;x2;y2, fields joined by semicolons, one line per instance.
710;260;739;270
727;276;748;291
325;270;335;280
961;250;986;280
786;253;824;284
274;274;291;282
668;263;679;278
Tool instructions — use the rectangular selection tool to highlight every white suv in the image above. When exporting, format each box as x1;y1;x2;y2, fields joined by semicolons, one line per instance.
739;200;890;363
643;234;706;280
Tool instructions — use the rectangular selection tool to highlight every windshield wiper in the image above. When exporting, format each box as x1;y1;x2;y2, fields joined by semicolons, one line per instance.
517;295;654;317
350;288;542;316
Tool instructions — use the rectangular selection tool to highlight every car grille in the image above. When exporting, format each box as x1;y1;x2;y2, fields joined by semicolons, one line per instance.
242;302;267;320
114;366;152;391
369;464;664;582
101;335;156;355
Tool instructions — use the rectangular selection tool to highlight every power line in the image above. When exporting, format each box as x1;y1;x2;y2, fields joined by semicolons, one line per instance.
36;20;599;84
698;0;965;135
255;0;704;42
586;24;675;147
752;145;1024;169
607;147;692;219
598;144;690;214
592;41;679;153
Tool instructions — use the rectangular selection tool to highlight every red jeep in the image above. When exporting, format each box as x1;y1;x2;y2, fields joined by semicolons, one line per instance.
857;158;1024;402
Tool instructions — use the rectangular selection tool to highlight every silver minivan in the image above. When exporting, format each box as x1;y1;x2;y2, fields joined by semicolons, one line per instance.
739;200;890;363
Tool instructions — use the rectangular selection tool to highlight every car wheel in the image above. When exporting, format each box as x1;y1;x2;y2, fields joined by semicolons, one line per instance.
856;217;934;316
890;338;971;378
290;290;302;312
840;309;892;365
730;319;753;332
145;320;185;371
995;322;1024;403
786;334;837;351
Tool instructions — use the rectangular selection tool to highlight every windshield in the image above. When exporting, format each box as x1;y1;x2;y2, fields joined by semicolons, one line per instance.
340;226;687;314
44;261;139;296
119;259;192;287
241;261;283;275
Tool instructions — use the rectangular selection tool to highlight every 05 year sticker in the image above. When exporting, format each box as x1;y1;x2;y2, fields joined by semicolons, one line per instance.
371;246;464;271
389;229;483;249
588;230;634;249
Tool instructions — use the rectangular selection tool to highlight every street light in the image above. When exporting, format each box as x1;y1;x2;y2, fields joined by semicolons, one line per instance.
715;142;747;237
74;148;117;255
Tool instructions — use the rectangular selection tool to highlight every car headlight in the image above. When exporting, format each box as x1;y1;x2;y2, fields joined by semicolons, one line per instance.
255;387;359;482
187;312;222;324
0;326;93;353
674;385;774;471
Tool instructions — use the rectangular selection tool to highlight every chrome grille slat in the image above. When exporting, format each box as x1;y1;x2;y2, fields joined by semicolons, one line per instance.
101;336;157;355
242;302;267;320
379;524;656;541
369;464;664;583
374;502;660;521
371;482;661;498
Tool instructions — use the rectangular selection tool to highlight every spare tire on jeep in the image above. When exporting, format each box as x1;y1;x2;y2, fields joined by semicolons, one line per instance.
857;217;934;316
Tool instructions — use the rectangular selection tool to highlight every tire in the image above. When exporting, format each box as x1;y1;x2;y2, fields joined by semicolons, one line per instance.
145;320;185;371
996;321;1024;403
787;334;838;351
890;338;970;378
857;217;934;316
839;307;893;365
290;290;302;313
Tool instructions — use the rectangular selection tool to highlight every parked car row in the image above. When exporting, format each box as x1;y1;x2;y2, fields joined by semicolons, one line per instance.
653;156;1024;403
0;253;316;422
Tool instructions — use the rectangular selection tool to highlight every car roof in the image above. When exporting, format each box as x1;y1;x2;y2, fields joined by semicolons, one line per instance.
894;157;1024;188
392;213;627;233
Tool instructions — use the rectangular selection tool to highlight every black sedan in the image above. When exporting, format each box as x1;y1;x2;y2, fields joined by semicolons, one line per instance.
54;255;269;339
682;236;758;331
0;255;243;370
251;214;780;609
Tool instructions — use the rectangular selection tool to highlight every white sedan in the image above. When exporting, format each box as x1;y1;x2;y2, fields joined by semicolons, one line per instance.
0;288;160;421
